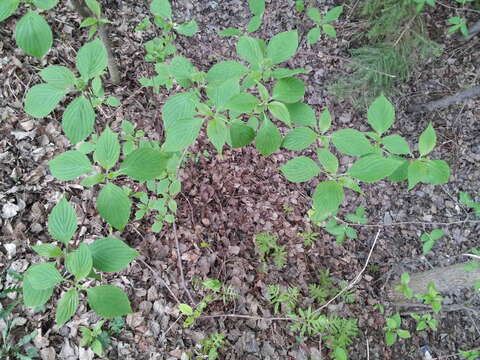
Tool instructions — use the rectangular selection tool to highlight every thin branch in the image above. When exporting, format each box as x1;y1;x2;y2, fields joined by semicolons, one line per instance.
336;216;480;228
313;229;381;315
408;85;480;113
173;222;196;305
198;314;295;321
137;258;181;305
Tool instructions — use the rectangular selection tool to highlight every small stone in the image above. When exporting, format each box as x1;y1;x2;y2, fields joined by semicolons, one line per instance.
4;243;16;259
2;203;19;219
31;223;43;233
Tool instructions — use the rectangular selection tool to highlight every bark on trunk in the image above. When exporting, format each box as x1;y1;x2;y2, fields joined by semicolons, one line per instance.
408;85;480;113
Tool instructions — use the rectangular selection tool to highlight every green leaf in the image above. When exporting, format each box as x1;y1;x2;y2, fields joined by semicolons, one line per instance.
170;56;195;85
25;262;63;290
85;0;101;16
286;103;316;127
229;122;255;148
266;30;298;65
418;122;436;156
33;0;59;10
163;117;204;152
236;36;264;65
282;127;317;151
175;20;198;36
226;93;260;114
15;11;52;58
307;8;321;22
0;0;20;22
120;148;169;181
280;156;320;183
24;83;66;118
381;135;410;155
162;92;198;130
207;78;240;111
323;6;343;22
367;94;395;135
322;24;336;38
272;77;305;103
48;197;77;244
150;0;171;19
93;127;120;170
307;27;321;44
66;243;92;281
385;332;396;346
96;183;132;231
271;68;310;79
333;347;347;360
317;148;339;173
63;96;96;144
332;129;375;156
255;116;282;156
22;276;53;307
248;0;265;15
80;173;105;187
206;61;248;84
49;150;92;181
89;237;138;272
407;159;450;189
319;108;332;133
55;289;79;326
408;160;429;190
312;181;344;220
80;17;98;28
179;303;193;316
397;329;411;339
247;14;262;33
76;39;108;80
348;154;402;182
268;101;291;126
32;243;62;258
87;285;133;318
219;28;242;37
39;66;76;89
207;118;228;154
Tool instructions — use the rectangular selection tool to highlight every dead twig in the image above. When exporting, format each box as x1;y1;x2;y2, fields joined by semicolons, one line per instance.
173;222;196;305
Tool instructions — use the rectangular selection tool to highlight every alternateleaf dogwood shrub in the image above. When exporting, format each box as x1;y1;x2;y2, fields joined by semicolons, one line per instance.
79;0;113;39
23;198;138;325
306;5;344;44
24;39;121;143
0;0;58;58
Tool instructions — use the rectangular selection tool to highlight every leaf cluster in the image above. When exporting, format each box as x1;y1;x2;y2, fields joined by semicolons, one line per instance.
254;233;287;268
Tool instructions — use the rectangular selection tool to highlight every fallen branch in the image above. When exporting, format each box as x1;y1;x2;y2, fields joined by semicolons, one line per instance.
408;85;480;113
464;20;480;41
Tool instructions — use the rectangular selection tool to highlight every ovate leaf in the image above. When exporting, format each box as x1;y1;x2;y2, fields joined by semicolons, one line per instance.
331;129;374;156
94;126;120;170
307;27;321;44
206;61;248;84
266;30;298;65
25;262;63;290
55;290;79;326
236;36;264;65
66;243;92;281
39;65;76;89
381;135;410;155
229;122;255;148
282;127;317;151
319;108;332;133
418;122;436;156
272;77;305;103
268;101;291;126
150;0;172;19
162;92;198;130
255;116;282;155
96;183;131;231
76;39;108;80
89;237;139;272
162;117;204;152
367;94;395;135
207;118;228;154
15;11;52;58
226;93;259;114
175;20;198;36
286;102;316;127
248;0;265;15
0;0;20;22
207;78;240;111
120;148;169;181
48;197;77;244
247;14;262;33
312;181;344;221
48;150;92;181
87;285;133;318
348;154;403;182
280;156;320;183
317;148;339;174
23;276;53;307
24;84;66;118
33;0;59;10
62;95;96;144
32;244;62;258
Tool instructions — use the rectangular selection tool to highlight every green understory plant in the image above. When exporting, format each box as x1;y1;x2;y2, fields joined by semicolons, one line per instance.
383;312;411;346
78;0;112;39
255;232;287;268
266;285;299;314
0;0;58;57
23;197;138;326
79;317;125;356
306;6;343;44
420;229;444;254
395;272;414;299
197;333;226;360
299;231;320;247
415;283;443;313
460;349;480;360
460;192;480;217
219;0;265;36
463;248;480;290
309;269;356;304
410;313;438;331
0;318;39;360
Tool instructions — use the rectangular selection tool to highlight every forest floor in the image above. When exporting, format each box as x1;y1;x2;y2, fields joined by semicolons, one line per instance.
0;0;479;359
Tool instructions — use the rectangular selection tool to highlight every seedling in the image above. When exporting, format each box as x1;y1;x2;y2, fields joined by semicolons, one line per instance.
383;312;411;346
198;333;226;360
416;283;443;313
410;313;438;331
459;192;480;217
79;318;124;357
395;272;414;299
306;6;344;44
420;229;444;254
299;231;320;247
255;233;287;268
266;285;299;313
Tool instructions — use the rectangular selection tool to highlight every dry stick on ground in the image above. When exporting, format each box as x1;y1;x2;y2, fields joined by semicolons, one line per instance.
408;84;480;113
336;216;480;228
464;20;480;41
70;0;120;84
173;222;196;305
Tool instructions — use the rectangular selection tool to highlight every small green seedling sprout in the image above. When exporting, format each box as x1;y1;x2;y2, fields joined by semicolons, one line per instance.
383;312;411;346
